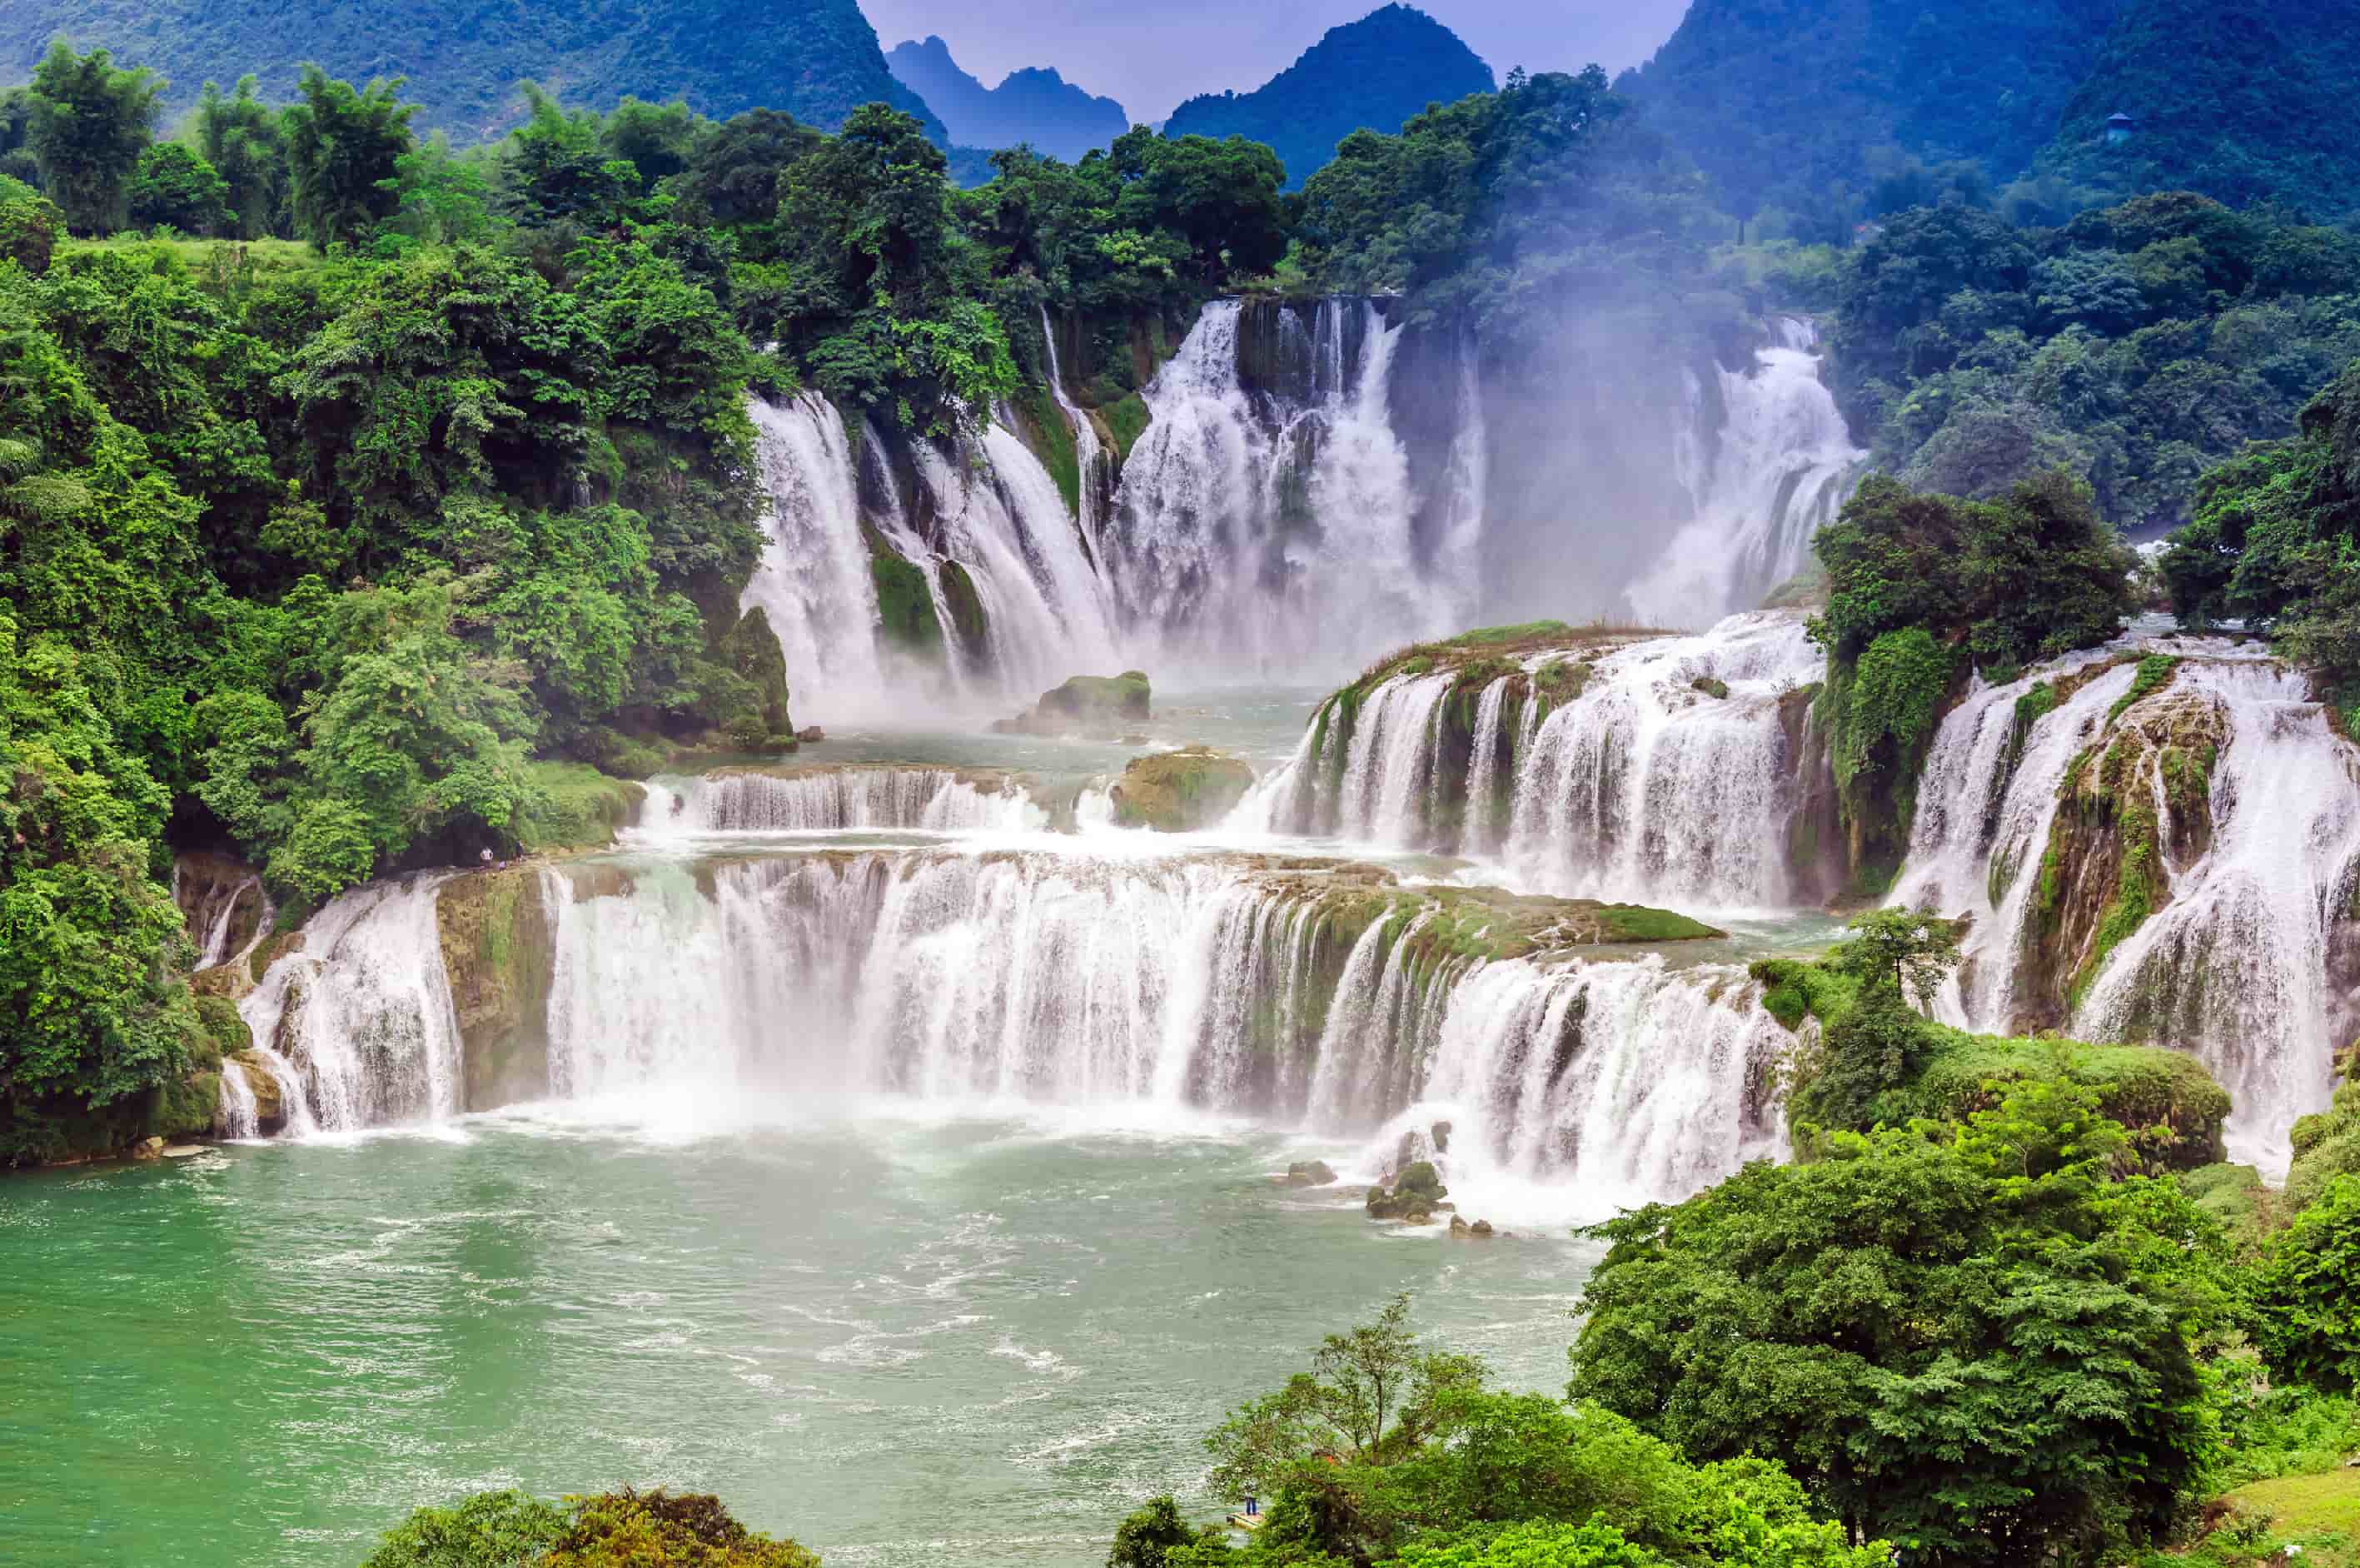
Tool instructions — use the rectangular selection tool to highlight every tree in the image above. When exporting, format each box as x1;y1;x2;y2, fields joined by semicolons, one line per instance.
25;42;166;234
2255;1175;2360;1392
282;66;416;248
191;77;287;240
1108;130;1289;286
127;142;230;233
1571;1130;2211;1566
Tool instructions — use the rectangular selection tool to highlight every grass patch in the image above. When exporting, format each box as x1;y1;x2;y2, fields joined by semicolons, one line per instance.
516;762;645;854
2109;653;2181;724
1103;392;1152;460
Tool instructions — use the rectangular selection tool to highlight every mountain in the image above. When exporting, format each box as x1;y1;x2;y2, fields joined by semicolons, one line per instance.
1163;4;1493;188
2036;0;2360;217
0;0;948;143
886;37;1128;162
1618;0;2130;218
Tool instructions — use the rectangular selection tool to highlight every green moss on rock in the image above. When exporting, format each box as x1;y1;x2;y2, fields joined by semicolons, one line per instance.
518;763;646;856
866;525;944;661
1109;747;1257;831
436;867;557;1112
998;671;1152;736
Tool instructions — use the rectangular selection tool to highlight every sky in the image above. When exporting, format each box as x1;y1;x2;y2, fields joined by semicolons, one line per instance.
855;0;1693;124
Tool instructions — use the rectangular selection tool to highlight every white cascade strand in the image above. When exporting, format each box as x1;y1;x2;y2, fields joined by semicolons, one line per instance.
193;874;266;970
1461;677;1513;856
742;391;890;717
630;769;1047;836
1040;306;1107;555
1626;332;1864;627
2073;661;2360;1171
1890;654;2138;1026
236;876;465;1133
913;426;1123;697
214;1054;261;1138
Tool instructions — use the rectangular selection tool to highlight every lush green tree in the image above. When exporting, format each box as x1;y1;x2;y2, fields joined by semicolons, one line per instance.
127;142;230;233
1571;1127;2213;1566
2255;1175;2360;1393
189;77;287;240
0;173;62;272
281;66;416;248
1106;128;1288;286
366;1489;816;1568
600;97;706;193
671;107;824;227
24;42;166;233
496;82;640;228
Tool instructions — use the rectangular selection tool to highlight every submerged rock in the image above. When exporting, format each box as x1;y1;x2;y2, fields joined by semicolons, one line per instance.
1110;747;1256;831
994;671;1152;736
1284;1160;1337;1187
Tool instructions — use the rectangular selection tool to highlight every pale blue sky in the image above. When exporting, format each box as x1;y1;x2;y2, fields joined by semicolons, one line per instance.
857;0;1690;124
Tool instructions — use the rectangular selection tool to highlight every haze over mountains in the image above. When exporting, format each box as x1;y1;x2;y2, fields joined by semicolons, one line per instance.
885;37;1127;163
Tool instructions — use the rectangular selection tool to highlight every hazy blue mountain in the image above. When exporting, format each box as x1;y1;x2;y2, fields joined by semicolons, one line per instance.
2;0;949;143
887;36;1128;162
1163;4;1494;187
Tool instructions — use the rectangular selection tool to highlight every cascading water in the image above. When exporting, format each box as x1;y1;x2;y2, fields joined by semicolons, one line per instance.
743;392;892;716
2074;661;2360;1168
1040;307;1108;556
632;768;1048;835
1104;299;1476;677
1892;654;2143;1027
1625;322;1864;627
1392;955;1790;1207
238;876;465;1134
1243;613;1825;913
912;427;1123;696
1890;641;2360;1170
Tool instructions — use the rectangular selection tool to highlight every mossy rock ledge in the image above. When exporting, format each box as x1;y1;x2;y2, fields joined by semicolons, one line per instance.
994;670;1152;737
1109;747;1257;831
435;865;556;1112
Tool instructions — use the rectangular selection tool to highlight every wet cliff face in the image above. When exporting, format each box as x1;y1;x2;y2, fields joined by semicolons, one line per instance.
435;867;555;1113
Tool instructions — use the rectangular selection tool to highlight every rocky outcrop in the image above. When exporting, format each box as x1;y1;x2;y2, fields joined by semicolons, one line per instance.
435;867;556;1112
1284;1160;1337;1187
995;671;1152;737
1109;748;1256;831
1365;1159;1447;1222
174;851;267;970
2016;657;2223;1028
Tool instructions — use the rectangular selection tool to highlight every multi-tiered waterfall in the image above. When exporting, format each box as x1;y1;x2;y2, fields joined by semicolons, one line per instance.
234;846;1790;1204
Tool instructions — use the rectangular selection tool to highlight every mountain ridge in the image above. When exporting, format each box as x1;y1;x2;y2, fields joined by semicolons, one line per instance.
886;36;1128;162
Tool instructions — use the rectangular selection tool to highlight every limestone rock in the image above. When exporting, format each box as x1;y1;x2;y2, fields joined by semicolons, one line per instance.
994;671;1152;737
1284;1159;1337;1187
1109;747;1256;832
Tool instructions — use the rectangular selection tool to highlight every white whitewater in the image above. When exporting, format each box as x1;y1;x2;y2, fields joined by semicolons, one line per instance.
743;392;890;716
1243;613;1823;911
1504;613;1822;910
2075;662;2360;1169
1626;320;1864;626
1106;299;1474;678
238;876;464;1133
1892;655;2141;1028
632;769;1048;835
1395;955;1789;1209
913;426;1123;697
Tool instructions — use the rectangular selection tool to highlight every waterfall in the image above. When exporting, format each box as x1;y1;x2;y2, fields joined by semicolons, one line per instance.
630;768;1048;835
1889;642;2360;1171
2074;661;2360;1169
1247;613;1822;911
1104;299;1474;678
1891;651;2138;1025
913;426;1123;695
234;846;1786;1208
215;1055;260;1139
1396;955;1789;1207
1040;307;1108;555
743;392;891;717
1626;332;1864;627
238;876;464;1134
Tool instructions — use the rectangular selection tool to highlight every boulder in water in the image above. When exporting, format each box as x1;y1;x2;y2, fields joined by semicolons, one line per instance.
796;726;827;744
994;671;1152;737
1109;747;1256;831
1366;1160;1447;1221
228;1053;286;1130
1284;1160;1337;1187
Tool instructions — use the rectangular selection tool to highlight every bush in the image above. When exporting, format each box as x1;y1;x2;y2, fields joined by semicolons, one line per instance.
366;1489;819;1568
2256;1175;2360;1393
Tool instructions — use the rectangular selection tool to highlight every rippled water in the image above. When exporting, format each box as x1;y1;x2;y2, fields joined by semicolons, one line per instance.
0;1112;1601;1568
